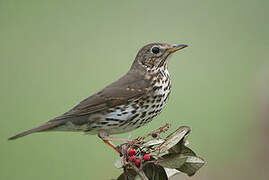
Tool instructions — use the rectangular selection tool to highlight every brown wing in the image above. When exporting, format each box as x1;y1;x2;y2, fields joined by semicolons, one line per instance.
55;70;152;119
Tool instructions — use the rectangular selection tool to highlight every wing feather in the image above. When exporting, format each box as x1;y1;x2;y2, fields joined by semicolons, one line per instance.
55;71;152;119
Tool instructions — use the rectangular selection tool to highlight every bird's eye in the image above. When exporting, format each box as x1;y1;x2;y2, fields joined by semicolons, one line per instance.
151;47;160;54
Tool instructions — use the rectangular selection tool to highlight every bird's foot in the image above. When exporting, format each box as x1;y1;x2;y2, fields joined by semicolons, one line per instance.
98;131;133;154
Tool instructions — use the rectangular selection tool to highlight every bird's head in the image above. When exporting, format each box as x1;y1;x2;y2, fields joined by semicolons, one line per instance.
131;42;188;72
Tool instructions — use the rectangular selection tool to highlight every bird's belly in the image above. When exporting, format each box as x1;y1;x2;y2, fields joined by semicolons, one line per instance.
56;71;171;135
86;88;171;135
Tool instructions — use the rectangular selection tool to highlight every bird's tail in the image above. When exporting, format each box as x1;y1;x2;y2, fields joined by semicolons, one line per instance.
8;120;65;141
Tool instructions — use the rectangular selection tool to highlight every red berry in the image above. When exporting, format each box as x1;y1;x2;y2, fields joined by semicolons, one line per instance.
128;149;136;156
152;132;158;138
129;156;136;162
135;159;141;167
143;154;151;161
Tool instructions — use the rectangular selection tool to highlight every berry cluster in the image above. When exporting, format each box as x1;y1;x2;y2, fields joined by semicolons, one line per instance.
119;124;171;169
127;148;152;167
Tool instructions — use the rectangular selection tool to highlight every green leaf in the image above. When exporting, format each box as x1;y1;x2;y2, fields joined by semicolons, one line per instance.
169;144;196;156
158;153;187;169
141;164;168;180
158;126;191;153
158;153;205;176
117;164;168;180
164;168;180;178
159;125;205;177
117;169;137;180
143;139;165;147
176;156;205;176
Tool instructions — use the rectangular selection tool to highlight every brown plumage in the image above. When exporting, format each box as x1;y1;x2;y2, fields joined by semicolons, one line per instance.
8;42;187;141
8;120;65;140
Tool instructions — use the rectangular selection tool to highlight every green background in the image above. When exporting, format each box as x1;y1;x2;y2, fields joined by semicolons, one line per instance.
1;0;268;179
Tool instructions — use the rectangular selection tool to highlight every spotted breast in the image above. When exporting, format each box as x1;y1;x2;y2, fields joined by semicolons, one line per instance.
87;67;171;134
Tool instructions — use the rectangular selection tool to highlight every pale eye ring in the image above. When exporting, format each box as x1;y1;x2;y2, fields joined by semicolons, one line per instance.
151;46;160;54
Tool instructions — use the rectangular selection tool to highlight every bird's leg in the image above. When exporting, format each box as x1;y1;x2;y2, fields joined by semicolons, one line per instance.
98;132;120;153
98;131;131;153
98;131;132;142
102;139;121;153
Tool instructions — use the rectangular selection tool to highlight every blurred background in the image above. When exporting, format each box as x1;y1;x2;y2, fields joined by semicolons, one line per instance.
1;0;268;179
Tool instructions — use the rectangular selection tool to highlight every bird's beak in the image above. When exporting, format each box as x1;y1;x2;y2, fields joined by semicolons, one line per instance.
166;44;188;53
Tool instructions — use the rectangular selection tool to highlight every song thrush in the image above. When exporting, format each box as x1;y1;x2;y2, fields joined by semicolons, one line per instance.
8;42;187;151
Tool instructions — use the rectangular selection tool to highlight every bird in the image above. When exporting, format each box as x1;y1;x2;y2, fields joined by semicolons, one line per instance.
8;42;187;151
